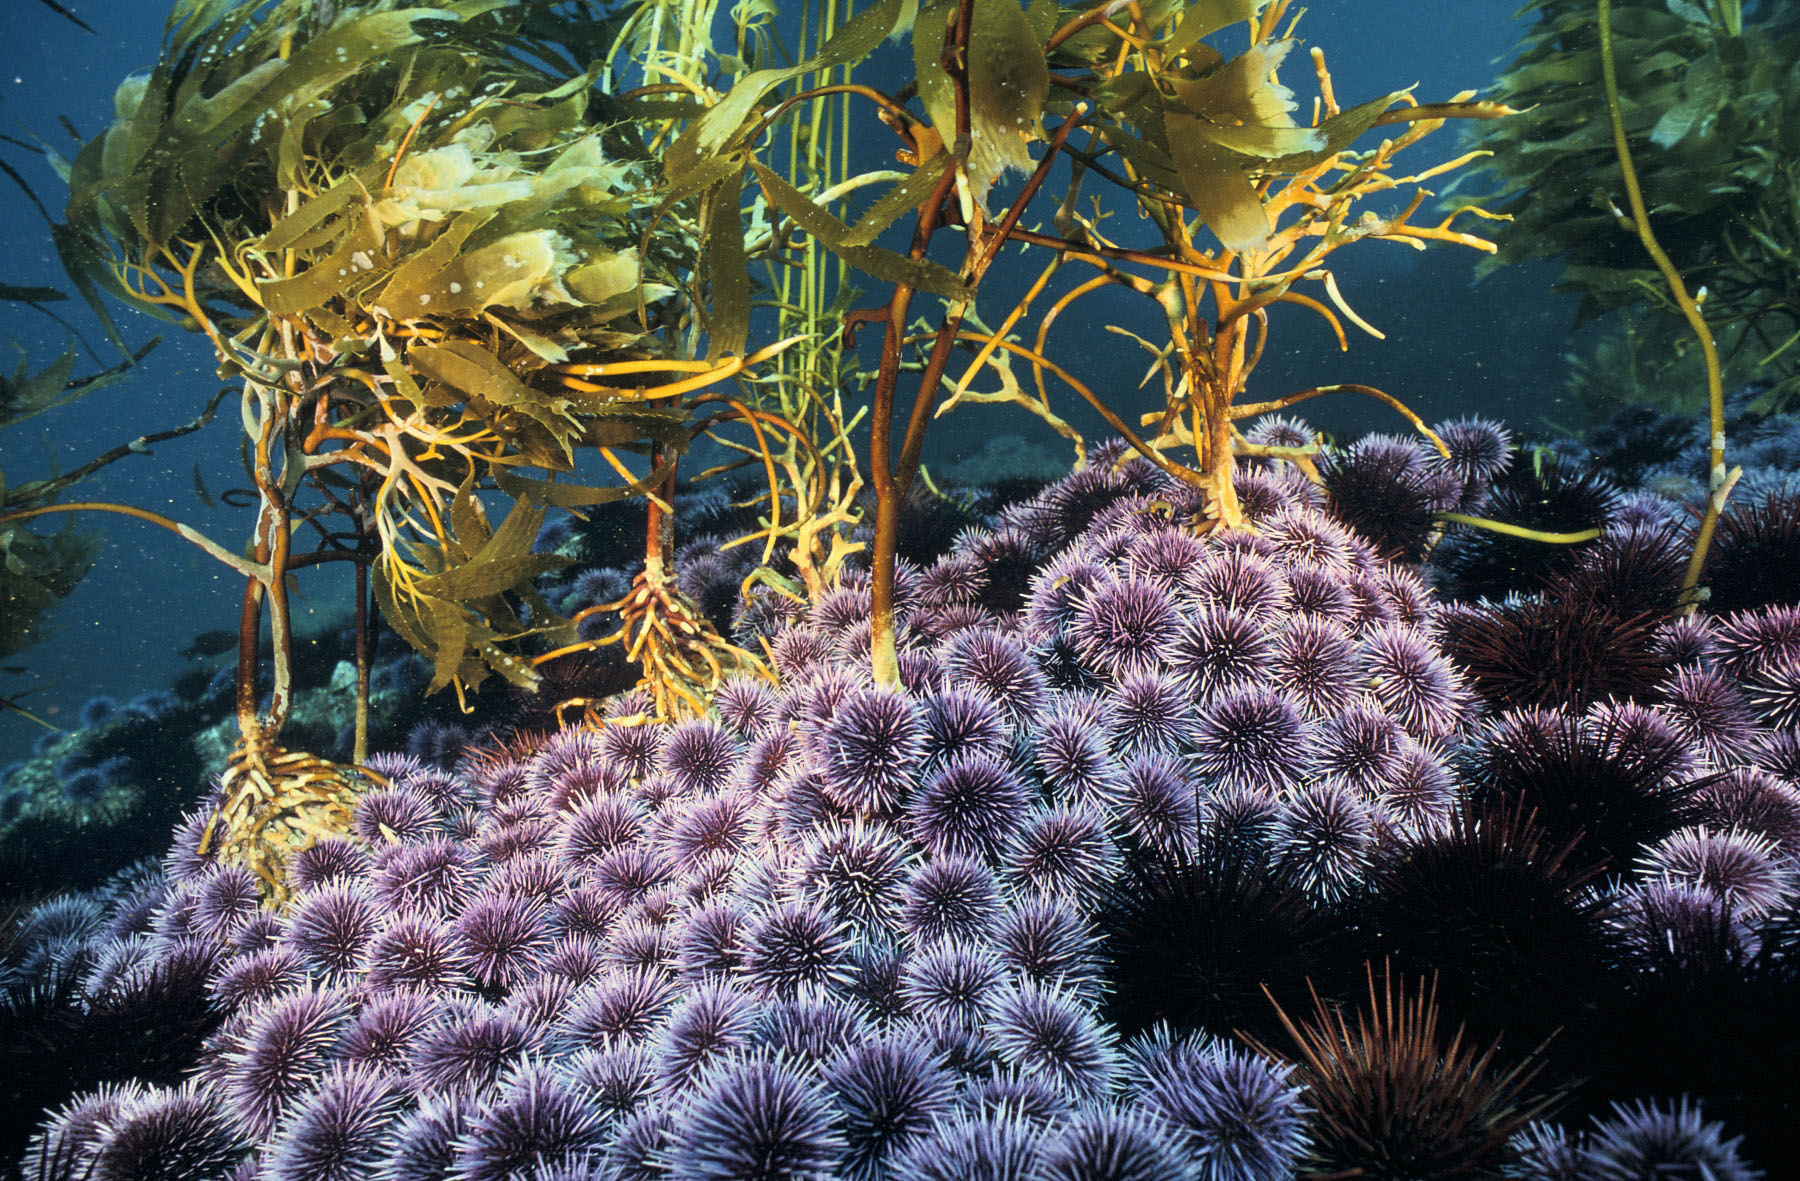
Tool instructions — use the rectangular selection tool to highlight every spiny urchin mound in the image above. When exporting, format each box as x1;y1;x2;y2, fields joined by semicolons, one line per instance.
24;438;1788;1178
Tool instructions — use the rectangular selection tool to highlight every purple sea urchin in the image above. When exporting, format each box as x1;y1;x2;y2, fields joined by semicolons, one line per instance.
656;979;759;1090
1360;623;1467;741
739;898;852;999
667;1051;845;1181
901;939;1004;1027
902;852;1003;946
1639;825;1795;918
408;1002;543;1093
1129;1031;1308;1181
286;881;381;979
1035;1109;1199;1181
823;1031;958;1181
363;910;471;995
988;978;1116;1102
1069;576;1183;680
1580;1097;1761;1181
266;1062;403;1181
455;894;552;993
1188;687;1311;792
451;1059;605;1181
1270;778;1376;903
223;986;355;1137
909;751;1035;862
87;1080;249;1181
812;684;926;814
1166;606;1273;706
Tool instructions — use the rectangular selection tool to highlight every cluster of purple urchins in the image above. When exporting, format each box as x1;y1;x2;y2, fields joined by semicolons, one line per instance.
9;435;1786;1180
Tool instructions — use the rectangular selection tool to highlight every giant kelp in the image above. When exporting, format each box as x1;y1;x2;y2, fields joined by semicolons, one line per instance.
1467;0;1800;417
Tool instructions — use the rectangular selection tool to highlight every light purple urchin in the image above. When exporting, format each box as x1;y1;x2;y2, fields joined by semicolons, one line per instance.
1188;687;1312;793
811;683;926;814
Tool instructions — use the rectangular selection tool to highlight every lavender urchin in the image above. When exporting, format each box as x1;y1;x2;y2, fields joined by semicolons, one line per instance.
1187;546;1288;622
1127;1030;1308;1181
1033;1108;1199;1181
266;1062;404;1181
355;786;439;845
210;944;310;1011
714;676;778;738
823;1030;958;1181
1433;416;1512;489
900;939;1004;1027
909;751;1035;862
1309;705;1406;795
667;1051;845;1181
599;722;665;782
993;893;1103;999
1269;778;1377;903
590;845;677;907
811;684;926;814
554;793;645;871
450;1059;606;1181
739;897;852;1000
86;1080;249;1181
1579;1097;1760;1181
407;1001;544;1093
1638;825;1796;919
1264;615;1361;720
1611;879;1757;977
222;986;355;1137
372;838;480;918
1003;803;1121;905
286;881;381;979
192;864;261;943
901;852;1003;946
752;993;872;1070
918;687;1011;769
661;790;756;868
566;1043;659;1126
1187;686;1312;792
1692;767;1800;853
454;894;552;994
660;719;741;796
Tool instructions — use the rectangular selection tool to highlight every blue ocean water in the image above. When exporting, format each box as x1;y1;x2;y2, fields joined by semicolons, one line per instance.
0;0;1566;770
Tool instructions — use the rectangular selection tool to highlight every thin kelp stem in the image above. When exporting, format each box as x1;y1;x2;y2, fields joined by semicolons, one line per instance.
1598;0;1734;613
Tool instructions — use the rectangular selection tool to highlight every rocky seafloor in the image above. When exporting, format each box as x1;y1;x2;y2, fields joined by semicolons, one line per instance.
3;397;1799;1180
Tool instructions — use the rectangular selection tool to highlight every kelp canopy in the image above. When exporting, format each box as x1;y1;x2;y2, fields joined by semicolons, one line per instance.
57;0;696;715
1467;0;1800;415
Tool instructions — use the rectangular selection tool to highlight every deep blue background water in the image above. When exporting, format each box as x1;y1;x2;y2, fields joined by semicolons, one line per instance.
0;0;1580;768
